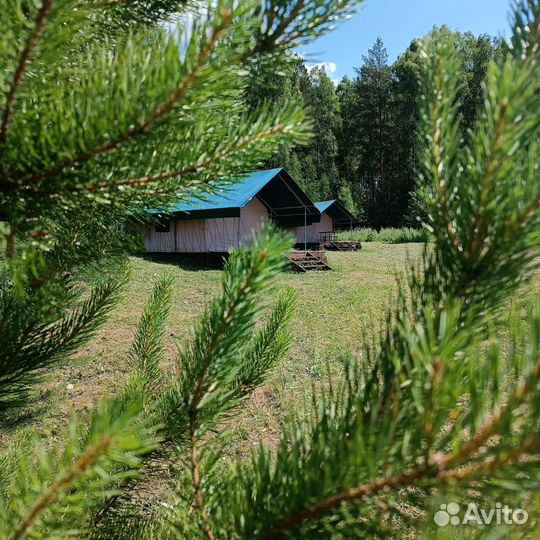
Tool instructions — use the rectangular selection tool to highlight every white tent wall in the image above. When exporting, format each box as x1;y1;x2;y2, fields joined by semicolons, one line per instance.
239;197;269;242
144;219;206;253
144;224;175;252
176;219;206;252
205;198;268;251
145;197;270;253
295;212;333;244
205;217;238;252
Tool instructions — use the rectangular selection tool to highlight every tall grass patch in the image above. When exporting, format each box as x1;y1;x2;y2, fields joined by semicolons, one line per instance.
337;227;429;243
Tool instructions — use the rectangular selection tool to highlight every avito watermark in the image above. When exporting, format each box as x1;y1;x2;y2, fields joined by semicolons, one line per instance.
433;502;528;527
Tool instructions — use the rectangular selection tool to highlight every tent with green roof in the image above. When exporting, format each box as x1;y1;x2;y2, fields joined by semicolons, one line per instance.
294;199;360;245
314;200;361;230
143;168;320;254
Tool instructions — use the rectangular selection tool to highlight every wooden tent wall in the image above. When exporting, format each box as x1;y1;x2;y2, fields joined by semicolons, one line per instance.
294;213;333;244
144;198;268;253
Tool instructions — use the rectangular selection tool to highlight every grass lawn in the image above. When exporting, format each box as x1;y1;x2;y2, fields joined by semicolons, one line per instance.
3;242;537;453
1;243;427;451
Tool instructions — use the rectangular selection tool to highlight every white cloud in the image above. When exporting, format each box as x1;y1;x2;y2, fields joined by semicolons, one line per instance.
305;61;339;85
306;61;337;74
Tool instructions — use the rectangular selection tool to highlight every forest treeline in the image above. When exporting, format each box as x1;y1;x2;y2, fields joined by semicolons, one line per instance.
246;26;502;228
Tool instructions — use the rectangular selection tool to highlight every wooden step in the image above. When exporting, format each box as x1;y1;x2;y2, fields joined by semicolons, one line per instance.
322;241;362;252
288;251;332;272
294;262;330;271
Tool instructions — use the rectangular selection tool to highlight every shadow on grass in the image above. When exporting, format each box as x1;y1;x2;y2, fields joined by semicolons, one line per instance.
134;253;226;272
0;388;54;433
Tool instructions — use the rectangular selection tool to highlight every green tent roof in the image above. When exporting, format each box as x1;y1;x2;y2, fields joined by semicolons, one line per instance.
315;199;360;228
148;169;284;214
148;168;320;226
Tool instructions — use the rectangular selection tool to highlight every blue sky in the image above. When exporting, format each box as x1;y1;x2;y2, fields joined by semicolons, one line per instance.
299;0;512;82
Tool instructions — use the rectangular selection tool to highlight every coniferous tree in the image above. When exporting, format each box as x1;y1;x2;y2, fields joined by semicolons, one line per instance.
401;26;502;226
244;53;305;173
353;37;393;226
0;1;538;539
334;75;364;219
300;66;341;200
0;0;359;537
386;40;422;226
246;59;363;215
247;61;345;202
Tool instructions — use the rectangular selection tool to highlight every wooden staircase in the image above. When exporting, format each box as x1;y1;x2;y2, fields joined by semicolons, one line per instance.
288;251;332;272
323;241;361;252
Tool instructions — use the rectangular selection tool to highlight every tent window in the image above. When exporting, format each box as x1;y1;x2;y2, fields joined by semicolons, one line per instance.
155;221;170;233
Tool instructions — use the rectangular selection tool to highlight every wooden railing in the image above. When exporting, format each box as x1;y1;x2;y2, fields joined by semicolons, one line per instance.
319;231;336;242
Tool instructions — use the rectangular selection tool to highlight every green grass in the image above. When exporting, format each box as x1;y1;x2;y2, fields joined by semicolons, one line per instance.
337;227;430;243
0;244;425;450
0;258;534;530
1;243;537;508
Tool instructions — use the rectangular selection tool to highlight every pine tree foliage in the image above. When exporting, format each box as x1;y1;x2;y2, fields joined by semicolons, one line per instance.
0;224;297;539
417;31;539;312
0;268;127;413
168;230;294;434
0;1;360;536
0;1;538;539
163;226;295;440
0;392;161;540
0;0;358;415
128;274;174;395
163;5;537;538
198;7;537;538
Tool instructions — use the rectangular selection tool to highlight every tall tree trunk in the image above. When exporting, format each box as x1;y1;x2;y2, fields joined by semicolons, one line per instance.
378;94;384;186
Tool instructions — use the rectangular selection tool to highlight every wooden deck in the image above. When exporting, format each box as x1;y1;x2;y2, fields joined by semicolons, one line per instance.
320;240;362;251
288;250;332;272
319;231;361;251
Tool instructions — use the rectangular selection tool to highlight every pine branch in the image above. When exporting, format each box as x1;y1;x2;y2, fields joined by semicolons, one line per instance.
254;357;539;540
159;226;293;538
188;257;264;415
80;122;289;192
185;249;270;540
189;422;215;540
508;0;540;59
255;467;430;540
0;273;126;412
439;436;540;480
249;0;306;57
417;31;539;313
11;435;113;540
246;1;360;59
255;435;539;540
1;391;160;540
418;36;463;252
128;274;173;393
5;7;233;191
234;288;296;390
90;239;294;540
430;357;540;471
0;0;53;144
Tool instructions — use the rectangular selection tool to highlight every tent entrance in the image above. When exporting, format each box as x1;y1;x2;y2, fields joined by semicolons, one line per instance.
266;204;314;251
